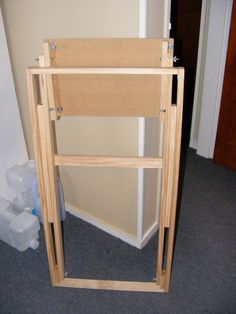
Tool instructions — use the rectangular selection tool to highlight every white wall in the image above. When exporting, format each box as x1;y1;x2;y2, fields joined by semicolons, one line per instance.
0;8;28;201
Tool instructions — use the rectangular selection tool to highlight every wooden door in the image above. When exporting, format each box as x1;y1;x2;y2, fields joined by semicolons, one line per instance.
214;1;236;171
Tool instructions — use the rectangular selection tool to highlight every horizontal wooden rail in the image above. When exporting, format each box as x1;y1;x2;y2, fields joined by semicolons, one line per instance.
56;278;165;292
28;67;182;76
54;155;163;169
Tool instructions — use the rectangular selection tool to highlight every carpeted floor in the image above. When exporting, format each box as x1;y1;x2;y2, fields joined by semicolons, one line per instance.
0;149;236;314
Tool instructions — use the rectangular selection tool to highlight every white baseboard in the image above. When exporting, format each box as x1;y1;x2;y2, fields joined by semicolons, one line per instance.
141;222;158;248
65;202;141;248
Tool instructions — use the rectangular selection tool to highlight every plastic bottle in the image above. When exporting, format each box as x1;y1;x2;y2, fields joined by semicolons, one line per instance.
5;162;36;213
0;198;40;251
5;160;66;223
31;177;66;223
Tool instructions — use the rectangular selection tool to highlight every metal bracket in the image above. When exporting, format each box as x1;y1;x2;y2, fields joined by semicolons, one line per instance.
173;56;179;63
50;43;57;50
49;106;63;113
160;56;179;63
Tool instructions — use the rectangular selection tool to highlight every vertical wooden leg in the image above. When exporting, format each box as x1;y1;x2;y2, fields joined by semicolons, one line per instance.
157;70;184;291
157;66;173;288
163;70;184;291
26;70;65;284
158;105;177;291
38;72;65;282
157;104;175;289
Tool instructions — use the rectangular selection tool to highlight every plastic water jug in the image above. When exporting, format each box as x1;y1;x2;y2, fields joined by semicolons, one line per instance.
5;161;36;213
0;198;40;251
5;160;66;223
32;177;66;223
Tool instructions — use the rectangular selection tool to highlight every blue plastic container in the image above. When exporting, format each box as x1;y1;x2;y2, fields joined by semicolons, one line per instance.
31;177;66;223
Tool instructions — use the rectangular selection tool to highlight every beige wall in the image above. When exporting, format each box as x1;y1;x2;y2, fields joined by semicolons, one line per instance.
147;0;165;37
1;0;140;236
1;0;139;156
142;0;171;237
56;117;139;234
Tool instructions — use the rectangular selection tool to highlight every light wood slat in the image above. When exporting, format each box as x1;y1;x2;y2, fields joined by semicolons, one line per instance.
156;41;174;289
26;67;60;284
54;155;163;168
29;67;181;75
36;68;65;281
56;278;165;292
163;68;184;291
43;43;58;120
164;106;177;227
27;38;184;293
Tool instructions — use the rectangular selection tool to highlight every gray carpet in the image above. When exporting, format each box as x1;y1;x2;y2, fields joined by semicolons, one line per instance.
0;149;236;314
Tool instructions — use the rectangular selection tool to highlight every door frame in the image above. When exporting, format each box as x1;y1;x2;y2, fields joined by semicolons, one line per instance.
190;0;233;158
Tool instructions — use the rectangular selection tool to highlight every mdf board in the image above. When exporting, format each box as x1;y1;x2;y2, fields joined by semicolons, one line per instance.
47;38;165;67
27;38;184;292
45;38;171;118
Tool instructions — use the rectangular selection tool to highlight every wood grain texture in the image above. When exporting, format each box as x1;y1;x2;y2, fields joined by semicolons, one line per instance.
54;155;163;168
30;67;180;75
157;69;184;291
26;38;184;293
56;278;165;292
46;38;167;68
26;68;60;285
42;42;57;120
29;67;181;117
41;38;173;118
163;69;184;291
156;41;174;289
36;61;65;281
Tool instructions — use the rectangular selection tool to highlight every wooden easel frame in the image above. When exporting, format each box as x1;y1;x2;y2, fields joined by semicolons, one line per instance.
26;40;184;293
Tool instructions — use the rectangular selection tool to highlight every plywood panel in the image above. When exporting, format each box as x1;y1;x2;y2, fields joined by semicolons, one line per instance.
45;38;171;117
55;74;161;117
47;38;166;67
